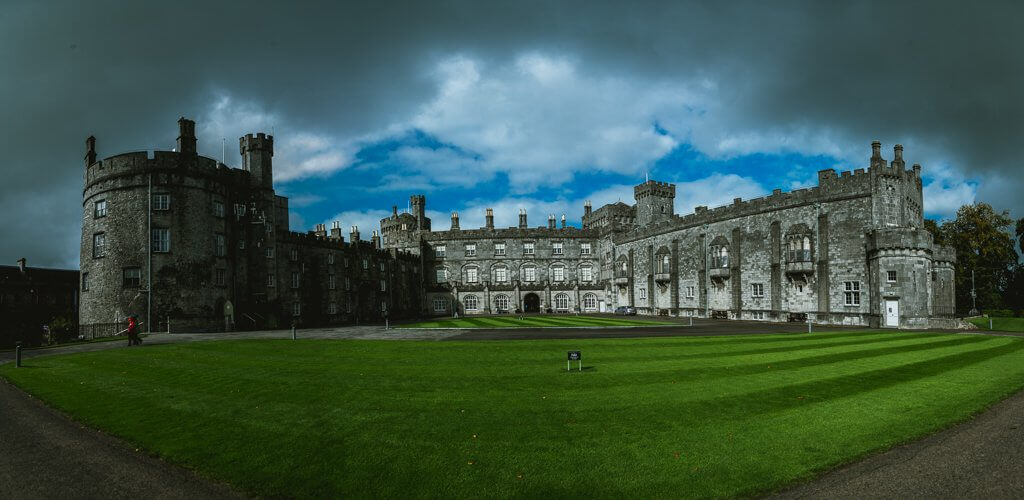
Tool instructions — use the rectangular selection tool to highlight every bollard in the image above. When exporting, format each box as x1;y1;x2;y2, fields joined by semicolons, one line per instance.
167;317;170;334
990;318;993;330
807;319;812;334
689;316;693;327
15;341;22;368
292;326;296;340
386;318;390;330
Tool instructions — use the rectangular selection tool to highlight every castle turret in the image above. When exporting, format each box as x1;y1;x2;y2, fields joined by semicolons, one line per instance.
870;140;885;169
518;209;528;229
634;180;676;227
177;117;196;154
584;200;592;217
485;208;494;229
410;195;429;231
240;132;274;189
85;136;96;167
891;144;905;169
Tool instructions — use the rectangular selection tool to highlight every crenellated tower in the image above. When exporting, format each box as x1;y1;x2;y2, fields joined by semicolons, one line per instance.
240;132;274;189
634;180;676;227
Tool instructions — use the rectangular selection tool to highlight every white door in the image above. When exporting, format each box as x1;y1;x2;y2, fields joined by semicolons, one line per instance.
599;301;607;313
885;300;899;327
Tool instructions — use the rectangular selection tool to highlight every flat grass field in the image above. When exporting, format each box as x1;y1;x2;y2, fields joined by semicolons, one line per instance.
969;316;1024;332
396;314;673;328
4;331;1024;497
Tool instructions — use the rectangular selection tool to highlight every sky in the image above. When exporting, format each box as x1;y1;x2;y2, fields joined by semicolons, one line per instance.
3;0;1022;269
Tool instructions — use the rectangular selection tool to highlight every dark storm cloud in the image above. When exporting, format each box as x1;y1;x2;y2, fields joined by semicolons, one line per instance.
2;0;1022;267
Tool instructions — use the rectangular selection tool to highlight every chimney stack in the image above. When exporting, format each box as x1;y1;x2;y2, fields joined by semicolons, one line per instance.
518;209;528;229
371;230;380;249
85;136;96;166
892;144;905;168
392;206;398;218
16;257;25;274
485;208;494;229
561;214;567;228
330;221;343;241
314;223;328;238
451;211;460;230
548;214;556;229
584;200;592;217
870;140;885;169
350;225;360;242
177;117;197;154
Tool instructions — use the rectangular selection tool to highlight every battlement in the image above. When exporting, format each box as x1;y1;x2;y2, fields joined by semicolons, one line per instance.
866;227;935;253
239;133;274;154
85;150;245;189
422;225;598;241
634;180;676;198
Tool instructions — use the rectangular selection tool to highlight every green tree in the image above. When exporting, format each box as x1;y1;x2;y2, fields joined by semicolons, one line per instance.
937;204;1017;314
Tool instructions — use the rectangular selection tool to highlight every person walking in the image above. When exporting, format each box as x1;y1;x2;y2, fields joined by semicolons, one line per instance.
126;316;139;346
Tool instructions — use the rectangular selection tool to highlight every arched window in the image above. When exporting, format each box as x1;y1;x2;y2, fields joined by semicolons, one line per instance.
494;294;510;312
554;293;570;311
463;295;479;311
582;293;598;311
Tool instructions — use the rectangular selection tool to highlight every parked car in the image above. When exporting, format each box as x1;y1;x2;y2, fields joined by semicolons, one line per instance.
614;306;637;315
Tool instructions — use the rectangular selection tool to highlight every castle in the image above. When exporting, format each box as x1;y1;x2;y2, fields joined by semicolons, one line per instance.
79;118;956;332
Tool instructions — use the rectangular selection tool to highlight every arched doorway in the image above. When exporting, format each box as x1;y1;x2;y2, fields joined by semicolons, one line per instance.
523;293;540;313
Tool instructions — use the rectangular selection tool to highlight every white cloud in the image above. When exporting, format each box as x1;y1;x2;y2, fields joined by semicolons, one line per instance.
923;181;976;219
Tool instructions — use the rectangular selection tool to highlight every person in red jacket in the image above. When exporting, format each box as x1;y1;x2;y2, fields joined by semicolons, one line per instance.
127;316;139;346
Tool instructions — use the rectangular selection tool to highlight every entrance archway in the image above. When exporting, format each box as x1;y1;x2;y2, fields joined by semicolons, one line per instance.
523;293;540;313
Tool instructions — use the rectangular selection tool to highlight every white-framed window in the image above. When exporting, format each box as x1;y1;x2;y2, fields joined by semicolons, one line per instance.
494;242;506;256
215;234;226;257
465;266;479;283
436;267;448;284
582;293;597;311
328;302;338;315
345;277;351;290
887;270;897;283
523;266;536;282
329;274;336;290
81;272;89;291
92;233;106;258
752;311;765;320
552;242;564;255
751;283;764;298
122;267;141;288
292;302;301;316
844;281;861;306
464;295;479;311
495;294;510;312
215;268;226;286
523;242;535;255
433;297;449;312
380;279;386;291
435;245;446;258
581;242;592;255
362;258;368;270
580;266;593;282
465;243;476;257
290;249;298;261
265;247;274;258
94;200;107;218
328;253;335;265
639;287;647;300
493;266;508;283
233;203;246;217
552;265;565;282
686;286;695;299
291;272;300;289
152;193;170;211
151;228;169;253
554;293;569;311
266;274;276;287
659;254;671;274
212;200;224;218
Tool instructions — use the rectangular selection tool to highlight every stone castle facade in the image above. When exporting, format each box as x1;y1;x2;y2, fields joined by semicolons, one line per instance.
79;118;956;331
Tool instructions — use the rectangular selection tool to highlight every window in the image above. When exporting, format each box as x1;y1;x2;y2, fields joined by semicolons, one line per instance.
265;247;274;258
639;288;647;300
92;233;106;258
291;272;300;289
752;311;765;320
523;242;535;255
345;277;351;291
844;281;861;306
82;272;89;291
465;243;476;257
552;265;565;282
464;295;479;311
788;236;812;262
552;242;563;255
466;267;479;283
328;253;335;265
152;194;170;211
122;267;141;287
494;266;508;283
362;259;368;270
266;274;276;287
292;302;301;316
238;239;245;250
212;201;224;218
523;266;536;282
215;268;226;286
797;284;804;293
290;249;298;261
580;266;593;282
554;293;569;311
380;279;386;292
887;270;897;283
215;234;226;257
582;293;597;311
751;283;764;298
436;267;449;283
94;200;107;218
435;245;446;257
581;242;592;255
379;262;385;272
433;297;449;312
234;203;246;217
658;253;671;274
495;294;510;312
711;246;729;268
494;242;506;256
329;274;336;290
346;298;352;313
686;286;695;299
344;257;350;268
151;228;169;253
328;302;338;315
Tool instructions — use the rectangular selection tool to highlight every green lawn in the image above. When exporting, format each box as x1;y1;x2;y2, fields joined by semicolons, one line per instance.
4;332;1024;497
969;316;1024;332
396;314;674;328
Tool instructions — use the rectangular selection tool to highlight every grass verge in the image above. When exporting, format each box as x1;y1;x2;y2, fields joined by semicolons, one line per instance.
395;314;674;328
2;331;1024;497
968;316;1024;332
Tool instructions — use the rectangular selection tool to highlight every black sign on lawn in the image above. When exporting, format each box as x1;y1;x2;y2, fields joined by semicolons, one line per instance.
567;351;582;371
